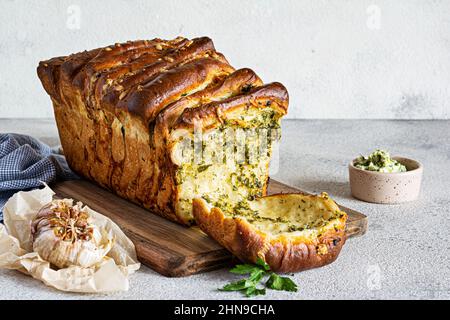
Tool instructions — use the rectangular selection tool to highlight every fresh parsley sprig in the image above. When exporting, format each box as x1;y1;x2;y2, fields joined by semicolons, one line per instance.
219;258;298;297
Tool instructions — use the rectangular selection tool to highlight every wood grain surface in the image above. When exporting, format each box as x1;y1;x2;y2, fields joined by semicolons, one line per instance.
52;179;367;277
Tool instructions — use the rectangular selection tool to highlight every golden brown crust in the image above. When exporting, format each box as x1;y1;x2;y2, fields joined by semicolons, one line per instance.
173;82;289;131
37;56;66;104
192;195;347;273
117;57;234;124
37;36;289;225
38;37;232;125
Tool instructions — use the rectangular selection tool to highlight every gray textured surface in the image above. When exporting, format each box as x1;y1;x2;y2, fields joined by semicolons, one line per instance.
1;0;450;119
0;119;449;300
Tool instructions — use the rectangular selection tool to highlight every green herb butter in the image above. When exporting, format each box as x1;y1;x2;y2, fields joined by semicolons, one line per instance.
354;149;407;173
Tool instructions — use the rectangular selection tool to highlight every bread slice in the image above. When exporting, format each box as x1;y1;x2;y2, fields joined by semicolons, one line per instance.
193;193;347;272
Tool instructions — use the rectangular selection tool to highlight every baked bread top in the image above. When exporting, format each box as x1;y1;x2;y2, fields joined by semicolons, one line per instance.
37;36;288;128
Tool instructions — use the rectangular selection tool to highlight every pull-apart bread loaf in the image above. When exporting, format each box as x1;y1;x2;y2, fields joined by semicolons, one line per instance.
38;36;348;272
37;36;288;225
193;193;348;272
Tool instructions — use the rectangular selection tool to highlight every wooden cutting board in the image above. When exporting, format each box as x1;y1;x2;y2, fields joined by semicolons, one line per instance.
52;179;367;277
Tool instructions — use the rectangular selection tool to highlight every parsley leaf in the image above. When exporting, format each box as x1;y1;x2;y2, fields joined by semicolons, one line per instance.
245;286;266;297
220;279;254;291
266;273;298;292
229;264;259;275
255;257;271;271
220;259;298;297
248;268;265;283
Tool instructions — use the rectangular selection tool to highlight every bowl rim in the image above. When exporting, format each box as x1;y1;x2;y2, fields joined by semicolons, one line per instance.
349;156;423;176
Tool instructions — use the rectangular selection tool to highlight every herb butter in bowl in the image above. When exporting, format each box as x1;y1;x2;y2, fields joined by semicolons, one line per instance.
349;149;423;204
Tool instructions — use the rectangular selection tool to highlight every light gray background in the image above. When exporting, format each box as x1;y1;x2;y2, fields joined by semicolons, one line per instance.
1;0;449;119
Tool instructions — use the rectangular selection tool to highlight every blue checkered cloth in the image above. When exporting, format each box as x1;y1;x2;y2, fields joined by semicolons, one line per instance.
0;133;78;221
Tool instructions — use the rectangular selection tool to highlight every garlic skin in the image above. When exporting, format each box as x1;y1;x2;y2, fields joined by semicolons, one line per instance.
31;199;113;269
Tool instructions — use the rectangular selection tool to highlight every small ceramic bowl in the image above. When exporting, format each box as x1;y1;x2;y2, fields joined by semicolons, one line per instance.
348;157;423;204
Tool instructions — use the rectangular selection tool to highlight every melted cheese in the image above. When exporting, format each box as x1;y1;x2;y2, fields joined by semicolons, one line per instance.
233;194;346;237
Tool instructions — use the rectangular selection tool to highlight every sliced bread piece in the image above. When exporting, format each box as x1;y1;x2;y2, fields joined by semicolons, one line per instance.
193;192;347;272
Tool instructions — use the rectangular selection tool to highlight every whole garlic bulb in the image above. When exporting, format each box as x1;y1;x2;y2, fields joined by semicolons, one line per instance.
31;199;113;269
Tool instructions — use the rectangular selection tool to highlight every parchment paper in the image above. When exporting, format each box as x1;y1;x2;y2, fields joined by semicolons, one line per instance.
0;185;140;293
